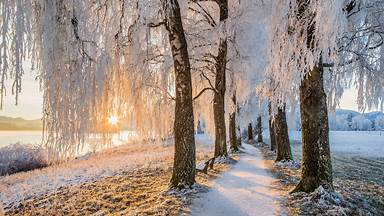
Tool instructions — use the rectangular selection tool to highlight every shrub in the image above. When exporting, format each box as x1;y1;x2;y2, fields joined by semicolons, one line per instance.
0;143;48;176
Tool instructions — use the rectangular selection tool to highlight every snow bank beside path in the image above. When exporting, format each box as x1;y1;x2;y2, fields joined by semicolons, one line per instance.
191;144;284;216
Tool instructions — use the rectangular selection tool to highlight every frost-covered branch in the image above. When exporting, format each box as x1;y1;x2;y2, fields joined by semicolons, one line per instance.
0;0;34;108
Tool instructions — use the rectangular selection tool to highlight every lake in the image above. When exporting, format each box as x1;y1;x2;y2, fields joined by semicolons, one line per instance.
0;131;42;148
0;130;136;153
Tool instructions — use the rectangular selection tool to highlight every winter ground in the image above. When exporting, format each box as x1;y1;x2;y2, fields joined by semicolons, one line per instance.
1;131;382;215
190;144;285;216
0;135;219;215
260;131;384;215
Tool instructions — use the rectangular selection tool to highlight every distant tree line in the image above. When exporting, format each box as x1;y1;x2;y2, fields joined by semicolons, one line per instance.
293;110;384;131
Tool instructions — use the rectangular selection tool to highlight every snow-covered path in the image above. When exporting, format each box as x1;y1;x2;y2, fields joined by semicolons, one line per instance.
191;144;283;216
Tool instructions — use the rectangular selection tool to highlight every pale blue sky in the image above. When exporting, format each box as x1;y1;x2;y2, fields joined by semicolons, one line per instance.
0;72;372;120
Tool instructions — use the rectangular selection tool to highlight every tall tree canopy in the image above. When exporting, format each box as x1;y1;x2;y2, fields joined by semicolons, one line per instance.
0;0;383;166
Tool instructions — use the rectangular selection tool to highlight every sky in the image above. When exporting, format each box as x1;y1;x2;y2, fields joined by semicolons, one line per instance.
339;88;361;111
0;72;43;120
0;72;376;120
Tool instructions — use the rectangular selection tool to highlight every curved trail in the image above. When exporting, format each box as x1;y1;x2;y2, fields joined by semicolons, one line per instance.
191;144;284;216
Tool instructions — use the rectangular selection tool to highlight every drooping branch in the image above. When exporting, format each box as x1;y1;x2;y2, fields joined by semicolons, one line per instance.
193;87;215;100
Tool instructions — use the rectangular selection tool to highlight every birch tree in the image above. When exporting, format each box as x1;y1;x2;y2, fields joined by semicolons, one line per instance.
188;0;230;158
268;102;277;152
268;0;384;192
274;105;292;162
267;0;347;192
162;0;196;188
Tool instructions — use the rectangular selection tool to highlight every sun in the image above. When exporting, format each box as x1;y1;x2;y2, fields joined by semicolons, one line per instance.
108;115;119;126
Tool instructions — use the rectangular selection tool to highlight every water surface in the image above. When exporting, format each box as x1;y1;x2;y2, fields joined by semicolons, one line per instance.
0;131;42;148
0;130;135;155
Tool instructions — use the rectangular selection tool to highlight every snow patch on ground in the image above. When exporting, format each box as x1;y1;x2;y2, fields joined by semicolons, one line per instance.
214;156;236;164
274;160;301;170
165;183;209;198
289;186;353;216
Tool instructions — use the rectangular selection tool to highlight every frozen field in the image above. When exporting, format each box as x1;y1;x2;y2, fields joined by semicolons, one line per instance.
286;130;384;215
289;131;384;157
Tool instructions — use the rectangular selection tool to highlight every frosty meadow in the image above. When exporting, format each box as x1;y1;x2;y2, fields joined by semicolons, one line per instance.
0;0;384;215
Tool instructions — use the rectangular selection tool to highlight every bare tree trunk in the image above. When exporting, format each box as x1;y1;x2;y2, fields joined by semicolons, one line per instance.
293;61;333;193
275;105;292;162
256;116;263;143
247;123;253;141
268;102;276;151
229;93;238;152
237;104;242;146
292;0;333;193
196;118;203;134
163;0;195;189
213;93;227;157
213;0;229;158
268;102;277;151
237;126;242;146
